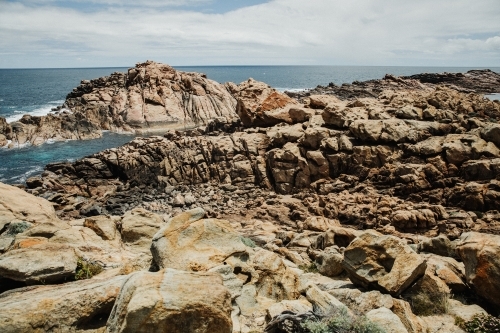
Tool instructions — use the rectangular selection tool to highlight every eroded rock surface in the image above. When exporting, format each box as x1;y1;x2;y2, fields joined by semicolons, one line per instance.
106;269;233;333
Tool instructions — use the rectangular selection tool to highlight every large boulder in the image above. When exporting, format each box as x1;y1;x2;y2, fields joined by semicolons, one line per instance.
0;243;78;284
0;182;60;231
151;208;247;271
231;78;300;127
106;269;232;333
366;307;409;333
0;275;126;332
456;232;500;308
342;231;426;296
120;208;163;251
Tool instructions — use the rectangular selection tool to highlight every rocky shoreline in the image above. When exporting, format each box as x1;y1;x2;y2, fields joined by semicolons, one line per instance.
1;63;500;332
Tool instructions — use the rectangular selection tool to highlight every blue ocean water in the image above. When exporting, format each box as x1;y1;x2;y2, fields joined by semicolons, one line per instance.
1;66;499;184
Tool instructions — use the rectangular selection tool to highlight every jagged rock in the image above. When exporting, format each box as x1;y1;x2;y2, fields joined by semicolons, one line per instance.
0;275;126;332
349;119;423;143
391;299;427;333
232;78;299;127
84;215;120;241
366;307;409;333
420;253;467;293
456;232;500;308
342;231;426;296
151;208;247;271
315;246;344;277
172;193;185;206
120;208;163;251
404;69;500;93
421;315;465;333
299;216;340;232
328;288;394;315
0;243;77;284
480;123;500;147
305;284;345;316
266;299;313;320
417;234;456;258
5;61;239;146
106;269;232;333
448;299;487;323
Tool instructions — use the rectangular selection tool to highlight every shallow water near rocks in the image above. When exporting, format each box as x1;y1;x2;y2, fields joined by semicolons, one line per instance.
0;132;135;184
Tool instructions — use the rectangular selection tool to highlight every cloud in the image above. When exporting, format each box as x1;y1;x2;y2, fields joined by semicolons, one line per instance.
0;0;499;67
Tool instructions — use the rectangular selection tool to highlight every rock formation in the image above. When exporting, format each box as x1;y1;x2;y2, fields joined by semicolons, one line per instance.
0;61;240;147
2;66;500;332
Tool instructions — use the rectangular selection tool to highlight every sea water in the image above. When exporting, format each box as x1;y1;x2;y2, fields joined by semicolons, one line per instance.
1;66;499;184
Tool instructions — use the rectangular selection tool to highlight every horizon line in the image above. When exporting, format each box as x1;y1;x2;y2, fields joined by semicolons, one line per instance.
1;64;500;70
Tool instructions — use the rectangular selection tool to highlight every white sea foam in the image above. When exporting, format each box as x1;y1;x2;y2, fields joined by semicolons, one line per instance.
275;88;310;93
6;165;43;183
5;100;66;123
485;93;500;101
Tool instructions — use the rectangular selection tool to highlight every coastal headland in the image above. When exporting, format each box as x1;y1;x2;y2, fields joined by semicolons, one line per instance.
1;62;500;332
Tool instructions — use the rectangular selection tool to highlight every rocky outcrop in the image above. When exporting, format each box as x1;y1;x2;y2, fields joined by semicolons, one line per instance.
1;61;239;147
106;269;233;333
287;69;500;101
403;69;500;94
23;83;500;239
456;232;500;308
66;61;238;133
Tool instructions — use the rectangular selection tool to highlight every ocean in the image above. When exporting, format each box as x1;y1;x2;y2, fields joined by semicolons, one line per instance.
1;65;499;184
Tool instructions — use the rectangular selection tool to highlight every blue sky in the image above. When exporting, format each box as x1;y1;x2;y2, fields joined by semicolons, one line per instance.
0;0;499;68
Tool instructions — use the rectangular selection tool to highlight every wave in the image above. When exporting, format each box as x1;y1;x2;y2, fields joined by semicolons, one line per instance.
5;100;67;123
0;165;43;184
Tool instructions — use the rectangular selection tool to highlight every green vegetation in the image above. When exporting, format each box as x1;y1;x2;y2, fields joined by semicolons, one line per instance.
406;291;450;316
301;307;386;333
459;314;500;333
75;258;103;280
5;221;31;236
299;262;319;273
240;236;256;248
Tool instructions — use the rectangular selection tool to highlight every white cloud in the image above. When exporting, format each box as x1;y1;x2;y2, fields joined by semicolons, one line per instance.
0;0;499;67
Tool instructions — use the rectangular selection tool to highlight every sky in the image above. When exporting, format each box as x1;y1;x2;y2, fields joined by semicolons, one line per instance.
0;0;499;68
